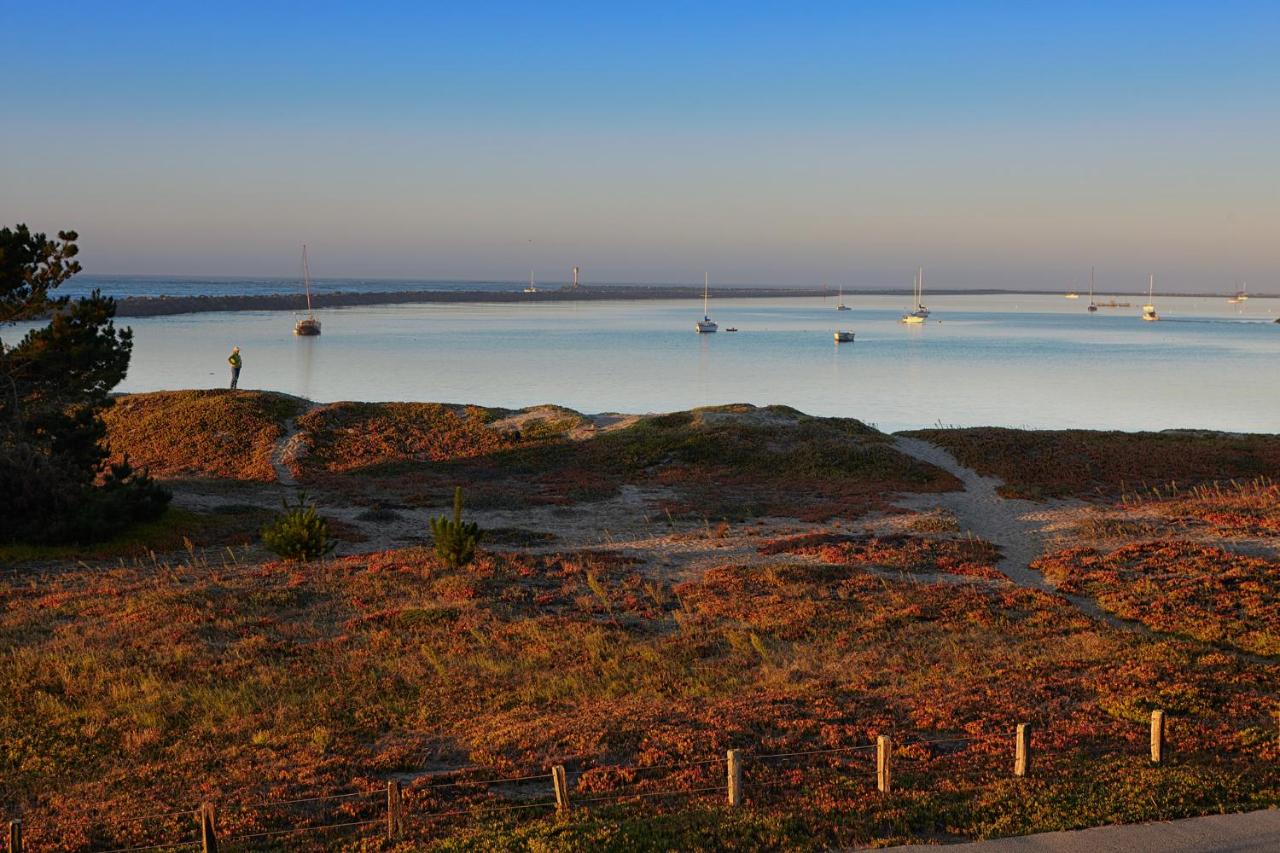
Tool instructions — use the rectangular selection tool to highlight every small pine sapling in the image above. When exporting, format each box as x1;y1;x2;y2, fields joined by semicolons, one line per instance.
430;486;482;568
261;491;336;562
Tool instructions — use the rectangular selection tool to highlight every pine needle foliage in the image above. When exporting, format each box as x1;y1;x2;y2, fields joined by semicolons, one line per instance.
430;486;482;569
261;491;335;562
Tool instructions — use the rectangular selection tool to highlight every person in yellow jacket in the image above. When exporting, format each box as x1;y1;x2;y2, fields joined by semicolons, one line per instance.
228;346;242;389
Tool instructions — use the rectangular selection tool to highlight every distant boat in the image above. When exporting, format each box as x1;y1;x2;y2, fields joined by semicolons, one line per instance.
834;330;855;342
900;267;928;324
293;244;321;336
836;286;851;311
725;327;739;332
1141;273;1159;322
695;272;718;333
1087;267;1098;313
1065;292;1080;299
524;271;539;294
1228;282;1248;304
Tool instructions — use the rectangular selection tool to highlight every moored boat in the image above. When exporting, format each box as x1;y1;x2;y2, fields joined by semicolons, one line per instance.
900;267;929;323
293;244;322;336
1141;273;1159;322
695;272;718;333
834;330;855;342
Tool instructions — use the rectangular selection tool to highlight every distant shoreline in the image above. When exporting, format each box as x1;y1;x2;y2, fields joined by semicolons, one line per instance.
109;285;1273;318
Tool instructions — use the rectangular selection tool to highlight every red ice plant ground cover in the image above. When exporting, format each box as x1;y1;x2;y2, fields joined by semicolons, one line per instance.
1126;478;1280;537
102;390;304;481
902;428;1280;500
1034;541;1280;658
3;545;1277;850
759;532;1006;580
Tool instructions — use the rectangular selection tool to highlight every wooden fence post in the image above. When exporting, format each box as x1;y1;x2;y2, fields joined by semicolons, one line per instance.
552;765;570;814
386;780;403;840
1150;710;1166;764
876;735;892;794
1014;723;1031;777
200;803;218;853
8;820;21;853
726;749;743;807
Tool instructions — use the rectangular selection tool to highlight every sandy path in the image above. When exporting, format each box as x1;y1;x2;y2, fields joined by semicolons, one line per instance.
270;409;315;487
892;437;1058;590
892;436;1143;630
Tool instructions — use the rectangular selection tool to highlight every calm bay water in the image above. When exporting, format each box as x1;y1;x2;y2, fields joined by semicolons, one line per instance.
87;293;1278;433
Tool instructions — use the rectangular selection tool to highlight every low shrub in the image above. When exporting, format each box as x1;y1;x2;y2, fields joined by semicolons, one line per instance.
260;491;335;562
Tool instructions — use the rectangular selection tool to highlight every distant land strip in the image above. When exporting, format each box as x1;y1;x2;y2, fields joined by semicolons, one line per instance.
111;285;821;316
108;285;1268;318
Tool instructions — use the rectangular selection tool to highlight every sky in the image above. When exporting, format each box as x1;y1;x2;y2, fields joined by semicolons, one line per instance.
2;1;1277;291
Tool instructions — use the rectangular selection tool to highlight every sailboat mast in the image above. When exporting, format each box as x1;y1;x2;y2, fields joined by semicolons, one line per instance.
302;244;314;316
1089;267;1095;301
1149;273;1154;301
704;272;709;316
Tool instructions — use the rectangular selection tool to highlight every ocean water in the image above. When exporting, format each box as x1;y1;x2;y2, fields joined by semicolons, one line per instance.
70;292;1278;433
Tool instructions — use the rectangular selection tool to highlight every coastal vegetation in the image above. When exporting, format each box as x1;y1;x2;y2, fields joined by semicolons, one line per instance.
430;486;483;569
4;392;1279;849
0;225;169;545
103;389;304;481
260;491;337;562
902;427;1280;500
2;541;1276;850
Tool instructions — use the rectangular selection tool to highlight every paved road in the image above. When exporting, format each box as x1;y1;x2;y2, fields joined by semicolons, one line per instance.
880;808;1280;852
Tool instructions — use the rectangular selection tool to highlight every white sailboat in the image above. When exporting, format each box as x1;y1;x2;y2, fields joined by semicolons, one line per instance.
695;273;718;333
900;267;928;324
836;285;851;311
1087;267;1098;312
293;244;321;336
1141;274;1159;321
524;271;539;293
1228;282;1248;304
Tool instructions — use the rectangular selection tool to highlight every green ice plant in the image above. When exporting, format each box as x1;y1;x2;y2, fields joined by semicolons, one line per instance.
430;486;482;569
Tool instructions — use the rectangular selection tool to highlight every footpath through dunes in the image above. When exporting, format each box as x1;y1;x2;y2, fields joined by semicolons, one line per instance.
896;428;1280;659
891;436;1150;635
891;436;1056;591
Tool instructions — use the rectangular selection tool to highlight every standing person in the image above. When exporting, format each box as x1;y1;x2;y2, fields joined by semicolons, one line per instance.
228;346;242;389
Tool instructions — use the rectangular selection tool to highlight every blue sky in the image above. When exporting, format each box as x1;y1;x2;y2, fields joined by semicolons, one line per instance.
2;1;1277;290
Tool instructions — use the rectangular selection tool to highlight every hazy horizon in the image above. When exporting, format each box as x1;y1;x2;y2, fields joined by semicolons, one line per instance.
3;1;1277;293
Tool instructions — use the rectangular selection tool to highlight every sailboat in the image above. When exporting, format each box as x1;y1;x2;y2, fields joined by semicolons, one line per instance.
293;245;321;336
1228;282;1248;304
695;273;717;333
1087;267;1098;312
836;285;851;311
524;271;539;293
1141;274;1159;322
900;267;928;324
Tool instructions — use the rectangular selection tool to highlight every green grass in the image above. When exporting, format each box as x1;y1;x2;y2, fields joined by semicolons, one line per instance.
0;506;267;564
